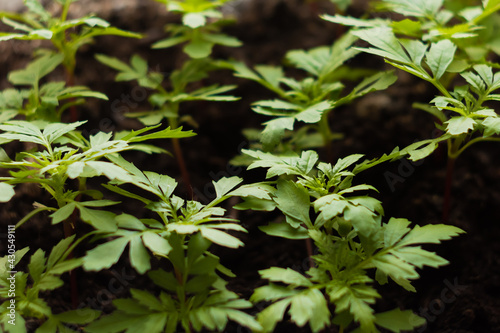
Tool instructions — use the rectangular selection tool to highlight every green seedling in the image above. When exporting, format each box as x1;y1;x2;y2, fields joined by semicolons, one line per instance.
0;238;100;333
0;52;107;123
325;0;500;64
226;33;397;159
0;119;194;315
152;0;241;58
239;149;464;332
78;163;264;332
0;0;141;120
326;0;500;221
96;54;238;195
85;234;261;333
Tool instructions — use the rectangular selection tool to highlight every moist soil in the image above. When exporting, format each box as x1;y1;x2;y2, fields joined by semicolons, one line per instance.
0;1;499;332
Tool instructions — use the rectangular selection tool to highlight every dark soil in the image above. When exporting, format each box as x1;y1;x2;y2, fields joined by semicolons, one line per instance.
1;0;499;332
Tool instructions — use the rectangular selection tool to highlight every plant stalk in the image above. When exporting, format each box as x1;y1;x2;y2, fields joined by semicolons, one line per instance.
66;69;79;122
305;238;314;269
168;107;194;197
442;156;455;223
319;113;334;163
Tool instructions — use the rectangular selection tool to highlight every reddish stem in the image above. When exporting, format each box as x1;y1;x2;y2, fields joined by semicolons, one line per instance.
305;238;314;269
172;137;194;198
442;157;456;223
63;219;79;309
66;70;79;122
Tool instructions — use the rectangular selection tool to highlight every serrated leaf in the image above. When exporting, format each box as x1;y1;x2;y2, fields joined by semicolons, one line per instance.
261;117;295;150
50;258;82;275
399;224;465;246
129;236;151;274
28;249;46;283
213;177;243;199
78;206;117;232
295;101;332;123
37;274;64;291
200;228;243;248
54;309;102;324
251;284;298;302
384;218;411;247
445;116;476;135
259;222;309;239
352;27;410;64
482;116;500;136
9;54;64;86
83;237;130;271
256;299;292;332
260;267;312;287
373;308;425;333
142;231;172;255
425;40;456;80
394;246;449;268
274;179;311;228
47;235;75;269
289;289;331;332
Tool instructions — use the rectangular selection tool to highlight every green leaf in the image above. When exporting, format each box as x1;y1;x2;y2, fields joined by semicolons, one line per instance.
374;308;425;333
47;235;76;269
28;249;46;283
425;40;456;80
200;228;243;248
274;179;312;228
125;126;196;143
251;284;298;302
129;236;151;274
183;13;206;28
50;202;77;224
259;222;309;239
482;116;500;136
255;299;292;332
43;121;86;144
352;27;410;64
295;101;332;123
445;116;476;135
289;289;331;332
95;54;132;72
399;224;465;246
213;176;243;199
261;117;295;150
142;231;172;255
54;309;102;324
83;237;130;271
260;267;312;287
184;39;213;58
78;206;117;232
0;183;15;202
384;218;411;247
152;35;190;49
9;54;64;86
203;33;241;47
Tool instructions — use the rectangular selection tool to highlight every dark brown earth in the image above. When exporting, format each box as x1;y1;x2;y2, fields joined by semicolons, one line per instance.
0;0;499;332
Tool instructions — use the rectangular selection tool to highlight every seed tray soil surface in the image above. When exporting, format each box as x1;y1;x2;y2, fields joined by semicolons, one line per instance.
0;1;499;332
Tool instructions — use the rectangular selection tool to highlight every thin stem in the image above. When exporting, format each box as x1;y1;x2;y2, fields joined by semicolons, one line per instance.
430;78;453;99
60;0;71;22
15;206;57;229
319;112;334;163
167;105;193;198
451;136;500;159
65;69;79;122
305;238;315;269
442;156;455;223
